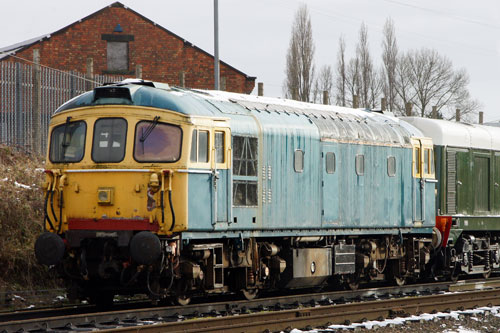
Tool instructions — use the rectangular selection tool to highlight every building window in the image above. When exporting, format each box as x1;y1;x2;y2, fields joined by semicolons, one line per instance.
355;154;364;176
107;42;128;72
102;34;134;74
387;156;396;177
326;152;336;174
294;149;304;173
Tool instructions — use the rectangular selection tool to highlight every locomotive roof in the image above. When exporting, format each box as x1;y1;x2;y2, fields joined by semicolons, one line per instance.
402;117;500;150
54;80;421;146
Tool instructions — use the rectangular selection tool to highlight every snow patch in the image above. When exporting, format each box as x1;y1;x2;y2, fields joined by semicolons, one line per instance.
14;181;31;189
286;306;500;332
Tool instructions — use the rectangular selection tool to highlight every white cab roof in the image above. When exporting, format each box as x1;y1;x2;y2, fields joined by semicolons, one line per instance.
402;117;500;150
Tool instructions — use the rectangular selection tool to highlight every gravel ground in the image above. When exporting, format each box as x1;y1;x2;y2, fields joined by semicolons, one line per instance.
288;307;500;332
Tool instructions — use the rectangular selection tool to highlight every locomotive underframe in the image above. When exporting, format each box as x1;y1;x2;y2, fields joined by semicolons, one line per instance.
57;230;455;305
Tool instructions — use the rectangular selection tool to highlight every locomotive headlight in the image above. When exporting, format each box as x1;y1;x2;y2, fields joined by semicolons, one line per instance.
97;187;114;205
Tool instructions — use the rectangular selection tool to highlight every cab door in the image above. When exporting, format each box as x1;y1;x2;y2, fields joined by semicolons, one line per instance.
411;138;436;226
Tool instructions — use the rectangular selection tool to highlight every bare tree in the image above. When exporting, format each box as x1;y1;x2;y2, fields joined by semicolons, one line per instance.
393;53;415;115
335;35;347;106
345;57;361;107
284;4;315;102
356;23;376;108
313;65;334;104
382;18;398;112
368;67;384;109
394;48;480;120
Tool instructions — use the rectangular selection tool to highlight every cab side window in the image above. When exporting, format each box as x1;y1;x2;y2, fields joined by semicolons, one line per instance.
190;129;209;163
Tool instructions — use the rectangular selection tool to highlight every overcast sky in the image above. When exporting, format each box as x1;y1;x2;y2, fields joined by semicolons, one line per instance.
1;0;499;122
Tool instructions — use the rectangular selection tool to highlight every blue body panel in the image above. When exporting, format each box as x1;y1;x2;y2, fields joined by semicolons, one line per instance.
69;84;435;239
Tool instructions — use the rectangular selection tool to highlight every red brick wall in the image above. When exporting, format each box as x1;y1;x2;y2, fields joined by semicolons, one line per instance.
7;4;255;94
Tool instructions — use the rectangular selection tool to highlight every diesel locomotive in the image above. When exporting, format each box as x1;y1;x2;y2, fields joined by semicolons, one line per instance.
34;79;497;305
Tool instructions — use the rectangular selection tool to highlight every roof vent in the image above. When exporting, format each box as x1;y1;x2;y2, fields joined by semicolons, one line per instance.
93;86;131;102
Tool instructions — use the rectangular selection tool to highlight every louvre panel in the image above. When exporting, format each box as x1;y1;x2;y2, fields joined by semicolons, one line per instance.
447;150;457;214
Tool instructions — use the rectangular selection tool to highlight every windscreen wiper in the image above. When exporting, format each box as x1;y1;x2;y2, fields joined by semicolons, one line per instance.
61;116;72;155
140;116;160;143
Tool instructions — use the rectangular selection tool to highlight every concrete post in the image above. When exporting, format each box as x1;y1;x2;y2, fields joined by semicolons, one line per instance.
353;95;359;108
179;71;185;87
220;77;226;91
381;97;386;111
323;91;329;105
135;64;143;79
85;58;94;91
32;49;41;155
479;111;484;124
405;102;412;116
258;82;264;96
456;109;460;122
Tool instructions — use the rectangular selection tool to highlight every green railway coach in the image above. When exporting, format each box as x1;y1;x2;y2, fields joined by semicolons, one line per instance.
403;117;500;278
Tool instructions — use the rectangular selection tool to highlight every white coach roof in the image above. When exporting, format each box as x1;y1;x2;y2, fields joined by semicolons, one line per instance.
401;117;500;151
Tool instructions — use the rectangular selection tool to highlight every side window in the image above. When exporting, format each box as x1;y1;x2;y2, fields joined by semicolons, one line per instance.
190;129;209;163
233;136;257;176
92;118;127;163
387;156;396;177
413;147;421;177
232;136;258;207
215;131;225;163
424;148;430;174
190;130;197;162
198;130;209;163
326;152;336;174
294;149;304;173
355;154;364;176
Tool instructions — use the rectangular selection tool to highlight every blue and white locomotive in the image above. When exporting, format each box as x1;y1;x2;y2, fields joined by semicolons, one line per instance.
35;80;442;304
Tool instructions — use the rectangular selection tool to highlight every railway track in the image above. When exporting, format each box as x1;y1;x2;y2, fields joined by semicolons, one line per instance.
2;278;500;333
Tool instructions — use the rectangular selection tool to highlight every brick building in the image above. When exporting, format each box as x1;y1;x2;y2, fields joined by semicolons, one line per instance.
0;2;255;94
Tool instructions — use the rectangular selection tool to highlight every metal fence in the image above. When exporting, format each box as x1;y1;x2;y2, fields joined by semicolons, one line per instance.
0;61;123;154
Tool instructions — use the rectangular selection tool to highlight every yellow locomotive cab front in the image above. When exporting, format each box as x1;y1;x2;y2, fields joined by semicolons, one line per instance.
42;105;192;236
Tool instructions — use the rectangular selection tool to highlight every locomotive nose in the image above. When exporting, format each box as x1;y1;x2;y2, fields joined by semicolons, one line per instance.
35;232;65;266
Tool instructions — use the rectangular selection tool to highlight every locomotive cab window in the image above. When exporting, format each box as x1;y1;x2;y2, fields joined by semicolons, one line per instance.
134;120;182;162
215;131;225;164
49;120;86;163
190;129;209;163
413;147;421;177
422;147;435;178
92;118;127;163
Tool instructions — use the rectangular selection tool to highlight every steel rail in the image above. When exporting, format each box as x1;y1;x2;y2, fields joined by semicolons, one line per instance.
1;278;499;333
104;289;500;333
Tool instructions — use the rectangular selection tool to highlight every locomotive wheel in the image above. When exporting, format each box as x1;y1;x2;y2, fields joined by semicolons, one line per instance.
241;288;259;300
175;294;191;306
